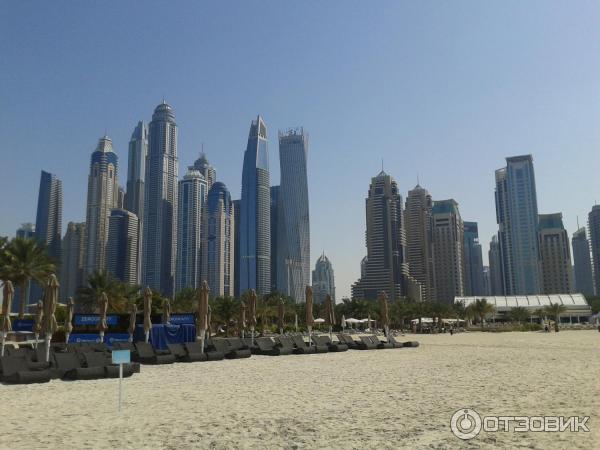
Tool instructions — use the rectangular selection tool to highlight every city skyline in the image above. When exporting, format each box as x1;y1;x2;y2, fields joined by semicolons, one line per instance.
1;2;599;299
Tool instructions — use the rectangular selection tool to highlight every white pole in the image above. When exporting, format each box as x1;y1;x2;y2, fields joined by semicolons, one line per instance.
118;363;123;412
308;326;312;347
251;327;255;346
329;325;332;340
128;333;133;343
200;328;206;354
1;332;5;357
34;333;39;349
99;332;104;344
144;331;149;343
65;332;70;346
45;334;51;362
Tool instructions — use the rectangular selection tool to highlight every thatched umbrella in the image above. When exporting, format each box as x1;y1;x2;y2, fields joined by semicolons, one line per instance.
206;304;212;342
98;292;108;344
143;287;152;343
278;299;285;335
1;280;14;356
162;298;171;325
378;291;390;338
305;286;314;346
128;303;137;343
33;300;44;348
64;297;74;345
324;294;335;340
248;289;257;345
239;301;247;338
197;281;209;352
41;275;60;361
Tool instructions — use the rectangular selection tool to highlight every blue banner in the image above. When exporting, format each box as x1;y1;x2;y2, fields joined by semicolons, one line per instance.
170;314;195;325
68;333;101;343
12;319;34;332
104;333;130;346
73;314;119;326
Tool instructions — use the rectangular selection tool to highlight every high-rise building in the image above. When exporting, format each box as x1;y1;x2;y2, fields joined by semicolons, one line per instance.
270;186;280;294
488;235;504;295
106;209;139;285
572;227;595;296
274;128;310;303
143;101;179;296
84;136;119;278
233;199;241;298
495;155;540;295
405;184;435;302
15;223;36;312
191;152;216;192
16;223;35;239
482;266;491;295
239;116;271;296
538;213;573;294
431;199;465;304
175;169;207;292
60;222;86;301
203;182;235;297
463;221;485;295
352;171;410;301
35;170;63;261
312;253;335;304
124;121;147;219
588;205;600;295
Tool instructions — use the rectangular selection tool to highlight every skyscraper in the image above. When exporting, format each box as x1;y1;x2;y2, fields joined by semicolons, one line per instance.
463;221;485;295
270;185;280;294
203;182;235;297
538;213;573;294
312;253;335;304
124;121;147;219
35;170;63;261
143;101;179;296
495;155;540;295
352;171;410;301
233;199;241;298
16;223;35;239
84;136;119;278
106;209;140;285
60;222;85;301
431;199;465;304
572;227;595;296
275;128;310;303
175;169;207;292
405;184;435;302
192;152;216;192
488;235;504;295
482;266;491;295
239;116;271;296
588;205;600;295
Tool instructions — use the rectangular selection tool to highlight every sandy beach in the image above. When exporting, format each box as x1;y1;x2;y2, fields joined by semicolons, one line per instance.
1;330;598;449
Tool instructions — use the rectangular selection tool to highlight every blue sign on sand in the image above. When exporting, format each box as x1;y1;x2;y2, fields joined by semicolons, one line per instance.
112;350;131;364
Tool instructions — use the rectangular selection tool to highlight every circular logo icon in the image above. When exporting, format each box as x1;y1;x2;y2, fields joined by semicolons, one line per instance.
450;408;482;440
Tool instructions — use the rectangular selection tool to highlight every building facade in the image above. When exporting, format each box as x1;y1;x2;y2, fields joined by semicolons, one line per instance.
233;199;241;298
571;227;595;296
175;169;207;292
495;155;540;295
431;199;465;304
203;182;235;297
463;221;485;296
538;213;573;294
488;235;504;295
405;184;435;302
106;209;139;285
312;253;335;304
84;136;119;278
34;170;63;262
60;222;86;301
192;152;216;192
352;171;410;301
270;186;280;294
124;121;147;220
588;205;600;295
239;116;271;296
143;101;179;296
16;223;35;239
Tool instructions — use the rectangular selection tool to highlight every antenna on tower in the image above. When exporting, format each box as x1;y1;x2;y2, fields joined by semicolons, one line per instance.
381;158;384;172
417;172;420;185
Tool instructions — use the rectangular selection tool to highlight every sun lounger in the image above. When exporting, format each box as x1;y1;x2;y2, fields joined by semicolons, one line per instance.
386;335;405;349
226;338;252;357
312;335;348;352
0;356;52;384
355;336;379;350
83;352;135;378
273;336;298;355
211;338;251;359
337;334;359;349
168;343;208;362
290;335;319;354
371;335;394;349
134;342;176;365
241;337;259;353
53;352;107;380
255;337;292;356
402;341;420;348
184;341;224;361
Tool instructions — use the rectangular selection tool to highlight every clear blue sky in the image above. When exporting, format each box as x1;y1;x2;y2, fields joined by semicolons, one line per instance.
1;1;599;298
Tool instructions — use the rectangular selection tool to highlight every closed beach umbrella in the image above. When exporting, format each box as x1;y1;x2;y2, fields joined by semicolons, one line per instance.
98;292;108;344
341;314;347;331
1;280;14;356
305;286;314;347
143;287;152;343
64;297;74;345
278;299;285;335
248;289;257;345
324;294;335;339
239;301;247;338
128;303;137;343
33;300;44;347
207;304;212;341
197;281;209;352
378;291;390;337
162;298;171;325
41;275;59;361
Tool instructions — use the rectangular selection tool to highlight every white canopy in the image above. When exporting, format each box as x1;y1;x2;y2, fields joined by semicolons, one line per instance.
313;318;325;324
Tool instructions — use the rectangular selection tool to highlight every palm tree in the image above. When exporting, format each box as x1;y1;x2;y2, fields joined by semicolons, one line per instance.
509;306;529;324
543;303;567;332
211;296;238;335
1;237;56;318
173;287;197;313
76;271;131;313
468;299;496;331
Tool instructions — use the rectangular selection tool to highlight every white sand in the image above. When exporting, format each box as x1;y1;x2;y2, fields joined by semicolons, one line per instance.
1;331;598;449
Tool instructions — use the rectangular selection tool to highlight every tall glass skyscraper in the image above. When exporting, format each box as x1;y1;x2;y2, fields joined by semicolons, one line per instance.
587;205;600;296
274;128;310;303
124;121;147;219
463;221;485;295
239;116;271;296
488;235;504;295
35;170;63;263
84;136;119;278
312;253;335;304
572;227;595;296
106;209;140;285
538;213;573;294
61;222;85;301
192;152;216;192
495;155;540;294
143;102;179;296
